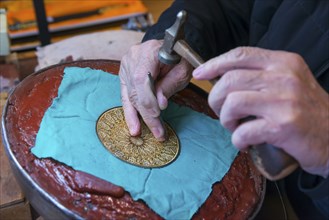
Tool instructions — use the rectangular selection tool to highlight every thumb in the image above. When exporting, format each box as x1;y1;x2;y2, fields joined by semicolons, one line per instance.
157;91;169;110
156;74;178;110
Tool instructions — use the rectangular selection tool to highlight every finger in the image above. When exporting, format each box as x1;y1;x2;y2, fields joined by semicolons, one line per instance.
140;114;166;142
219;91;270;131
193;47;276;80
156;92;169;111
208;69;266;115
119;69;141;136
138;78;166;141
231;118;278;151
156;61;192;110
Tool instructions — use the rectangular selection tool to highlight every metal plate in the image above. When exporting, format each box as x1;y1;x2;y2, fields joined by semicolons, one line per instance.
96;107;180;168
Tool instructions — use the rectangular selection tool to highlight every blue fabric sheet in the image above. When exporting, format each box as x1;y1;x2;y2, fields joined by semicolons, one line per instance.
31;67;238;219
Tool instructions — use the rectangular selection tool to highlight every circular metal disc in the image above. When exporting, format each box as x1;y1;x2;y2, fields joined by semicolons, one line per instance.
96;107;180;168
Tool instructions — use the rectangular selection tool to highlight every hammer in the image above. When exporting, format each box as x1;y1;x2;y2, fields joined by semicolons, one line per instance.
158;10;298;181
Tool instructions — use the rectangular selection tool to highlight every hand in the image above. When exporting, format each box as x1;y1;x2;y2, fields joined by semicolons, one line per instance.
193;47;329;178
119;40;193;141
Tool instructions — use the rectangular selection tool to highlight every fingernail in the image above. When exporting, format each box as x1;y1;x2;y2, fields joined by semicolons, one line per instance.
152;127;166;142
192;65;204;78
158;93;168;110
130;124;140;136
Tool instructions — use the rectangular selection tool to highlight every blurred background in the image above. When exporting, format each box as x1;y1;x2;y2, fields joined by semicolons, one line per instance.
0;0;211;94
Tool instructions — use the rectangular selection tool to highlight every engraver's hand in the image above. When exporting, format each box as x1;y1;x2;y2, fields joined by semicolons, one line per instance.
193;47;329;178
119;40;192;141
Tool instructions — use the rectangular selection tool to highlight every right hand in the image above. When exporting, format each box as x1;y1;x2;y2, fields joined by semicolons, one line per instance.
193;47;329;177
119;39;193;141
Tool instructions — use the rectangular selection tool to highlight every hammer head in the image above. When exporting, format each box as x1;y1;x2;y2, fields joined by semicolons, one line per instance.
158;10;187;65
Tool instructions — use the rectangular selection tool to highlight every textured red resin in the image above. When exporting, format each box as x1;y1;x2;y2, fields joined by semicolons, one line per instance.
5;60;264;219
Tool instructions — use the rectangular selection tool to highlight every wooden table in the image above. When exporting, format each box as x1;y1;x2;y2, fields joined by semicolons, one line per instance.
1;87;32;220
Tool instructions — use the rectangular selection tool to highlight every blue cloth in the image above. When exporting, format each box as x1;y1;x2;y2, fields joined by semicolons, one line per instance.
32;67;238;219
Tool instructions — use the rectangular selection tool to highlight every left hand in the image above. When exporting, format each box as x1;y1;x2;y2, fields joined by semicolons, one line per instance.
193;47;329;178
119;40;193;141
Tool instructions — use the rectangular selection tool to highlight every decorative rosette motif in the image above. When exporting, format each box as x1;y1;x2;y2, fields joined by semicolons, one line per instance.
96;107;180;168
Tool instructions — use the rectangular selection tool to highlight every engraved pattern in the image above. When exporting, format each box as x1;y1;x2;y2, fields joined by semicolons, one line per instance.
96;107;180;168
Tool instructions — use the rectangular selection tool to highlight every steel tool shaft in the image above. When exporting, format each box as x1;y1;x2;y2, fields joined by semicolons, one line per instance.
158;10;298;181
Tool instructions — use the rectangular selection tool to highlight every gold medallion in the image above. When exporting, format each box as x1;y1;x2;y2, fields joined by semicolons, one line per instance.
96;107;180;168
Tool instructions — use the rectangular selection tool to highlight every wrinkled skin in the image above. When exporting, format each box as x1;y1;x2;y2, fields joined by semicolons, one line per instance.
119;40;193;141
193;47;329;178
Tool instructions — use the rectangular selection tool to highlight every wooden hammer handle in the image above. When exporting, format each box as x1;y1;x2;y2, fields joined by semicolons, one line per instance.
174;40;204;68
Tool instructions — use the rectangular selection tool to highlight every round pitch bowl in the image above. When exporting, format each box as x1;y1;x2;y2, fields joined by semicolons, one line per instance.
1;60;266;219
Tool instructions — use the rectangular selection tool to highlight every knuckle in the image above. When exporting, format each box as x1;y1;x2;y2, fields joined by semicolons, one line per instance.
286;52;303;65
225;92;243;110
175;71;192;90
232;131;245;149
208;92;222;115
281;72;301;91
140;97;153;108
229;47;251;60
220;71;239;91
141;106;161;119
270;66;300;91
273;99;303;134
140;97;160;117
282;100;302;124
127;89;138;106
281;52;305;70
220;115;234;131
